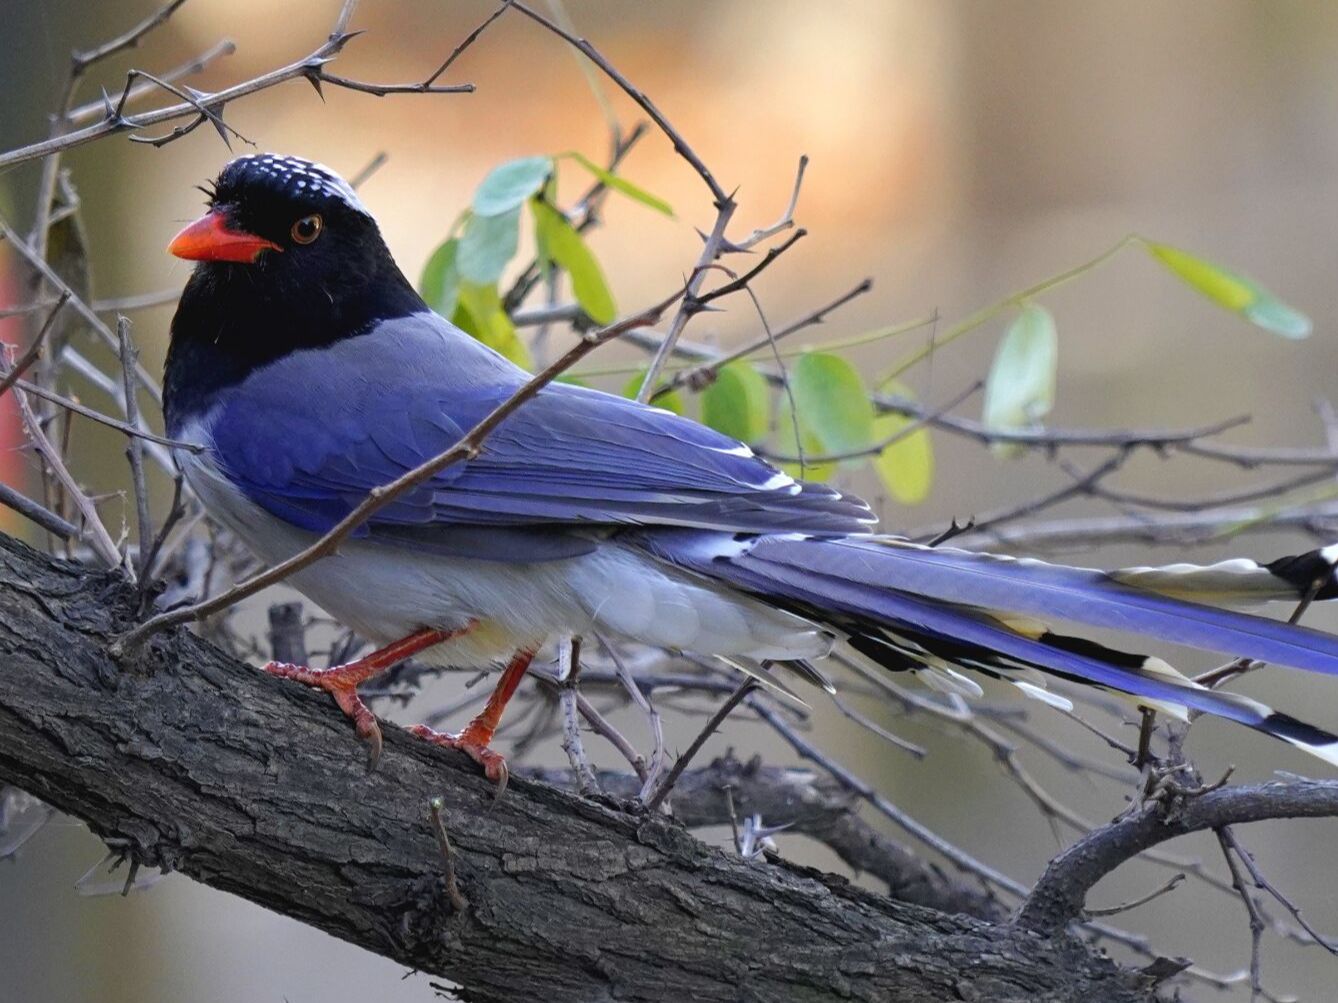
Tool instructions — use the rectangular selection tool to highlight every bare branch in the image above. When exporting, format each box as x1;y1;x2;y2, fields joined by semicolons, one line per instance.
0;4;476;171
0;482;79;540
11;378;201;451
509;2;727;203
67;40;237;126
732;155;809;250
556;636;599;795
116;317;152;580
643;678;757;811
0;368;121;568
70;0;191;74
1017;779;1338;934
0;291;69;399
657;278;873;395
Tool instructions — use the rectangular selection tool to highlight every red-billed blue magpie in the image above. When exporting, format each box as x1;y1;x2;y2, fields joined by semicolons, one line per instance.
165;153;1338;789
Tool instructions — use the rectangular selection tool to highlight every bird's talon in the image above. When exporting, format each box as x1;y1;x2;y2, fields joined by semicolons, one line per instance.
411;723;510;796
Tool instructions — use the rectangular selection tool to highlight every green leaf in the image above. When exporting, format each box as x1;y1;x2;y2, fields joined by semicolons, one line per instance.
472;156;554;217
531;199;616;324
872;382;934;504
418;238;460;319
454;282;531;369
790;351;874;460
457;208;520;285
560;151;674;217
701;361;771;442
775;392;836;482
1145;241;1312;339
622;369;685;414
982;303;1058;458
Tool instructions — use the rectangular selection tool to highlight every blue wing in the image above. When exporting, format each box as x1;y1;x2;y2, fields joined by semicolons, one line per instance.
203;312;872;556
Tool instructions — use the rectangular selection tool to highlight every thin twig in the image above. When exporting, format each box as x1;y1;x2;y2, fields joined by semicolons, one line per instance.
731;155;808;250
508;2;727;202
91;289;179;314
67;40;237;126
749;694;1030;897
657;279;872;394
0;482;79;539
0;367;120;568
116;318;153;580
636;204;736;403
0;292;69;399
0;2;478;171
12;378;200;451
71;0;191;72
644;678;757;812
1216;828;1267;1001
557;636;599;795
1222;826;1338;953
0;221;164;404
1084;872;1185;918
424;1;515;86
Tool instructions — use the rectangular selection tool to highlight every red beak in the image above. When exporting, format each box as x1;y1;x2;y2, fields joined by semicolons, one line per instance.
168;211;281;263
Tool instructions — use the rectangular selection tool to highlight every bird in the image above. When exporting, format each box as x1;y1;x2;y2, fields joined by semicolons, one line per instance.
165;152;1338;790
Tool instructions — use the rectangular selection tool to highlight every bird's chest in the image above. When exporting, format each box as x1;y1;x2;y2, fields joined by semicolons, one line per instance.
177;444;459;624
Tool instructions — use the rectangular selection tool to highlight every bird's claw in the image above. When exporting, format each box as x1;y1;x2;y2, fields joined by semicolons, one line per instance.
410;723;510;798
264;659;385;772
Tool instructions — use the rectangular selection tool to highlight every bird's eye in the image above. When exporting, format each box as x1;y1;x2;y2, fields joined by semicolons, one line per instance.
291;214;323;244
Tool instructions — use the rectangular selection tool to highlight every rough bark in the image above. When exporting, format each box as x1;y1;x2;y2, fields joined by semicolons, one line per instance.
0;532;1156;1003
526;761;1009;922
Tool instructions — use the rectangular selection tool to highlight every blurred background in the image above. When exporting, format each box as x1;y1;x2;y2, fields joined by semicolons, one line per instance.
4;1;1338;1000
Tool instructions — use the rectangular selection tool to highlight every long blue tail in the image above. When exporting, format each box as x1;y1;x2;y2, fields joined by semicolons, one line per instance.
629;530;1338;767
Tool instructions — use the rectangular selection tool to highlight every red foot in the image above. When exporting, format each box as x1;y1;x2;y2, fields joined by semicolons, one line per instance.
265;659;386;769
262;625;471;771
410;723;510;797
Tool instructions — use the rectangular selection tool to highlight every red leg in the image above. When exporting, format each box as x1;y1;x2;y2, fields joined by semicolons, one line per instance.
264;622;476;769
410;647;535;796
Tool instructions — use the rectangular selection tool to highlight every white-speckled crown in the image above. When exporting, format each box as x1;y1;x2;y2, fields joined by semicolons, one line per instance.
219;153;370;216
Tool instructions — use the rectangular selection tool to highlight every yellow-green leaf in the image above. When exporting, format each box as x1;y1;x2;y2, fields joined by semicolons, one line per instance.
775;392;836;482
982;303;1058;458
454;282;531;369
473;156;553;217
622;369;685;414
1145;241;1311;339
531;199;616;324
418;238;459;319
457;208;520;285
701;361;771;443
790;352;874;461
560;151;674;217
872;391;934;505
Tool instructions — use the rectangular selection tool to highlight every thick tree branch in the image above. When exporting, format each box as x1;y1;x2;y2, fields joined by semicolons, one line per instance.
0;531;1154;1003
1017;779;1338;935
526;757;1008;922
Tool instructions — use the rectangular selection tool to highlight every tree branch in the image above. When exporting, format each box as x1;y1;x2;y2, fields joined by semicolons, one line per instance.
1017;779;1338;935
0;531;1156;1003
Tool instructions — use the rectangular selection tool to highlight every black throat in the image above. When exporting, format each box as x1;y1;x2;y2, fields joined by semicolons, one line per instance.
163;246;424;435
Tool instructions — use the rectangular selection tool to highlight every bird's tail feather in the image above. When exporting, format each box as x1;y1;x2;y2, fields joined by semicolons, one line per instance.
629;530;1338;767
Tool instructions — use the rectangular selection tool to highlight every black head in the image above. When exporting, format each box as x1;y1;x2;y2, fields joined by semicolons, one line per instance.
164;153;425;431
